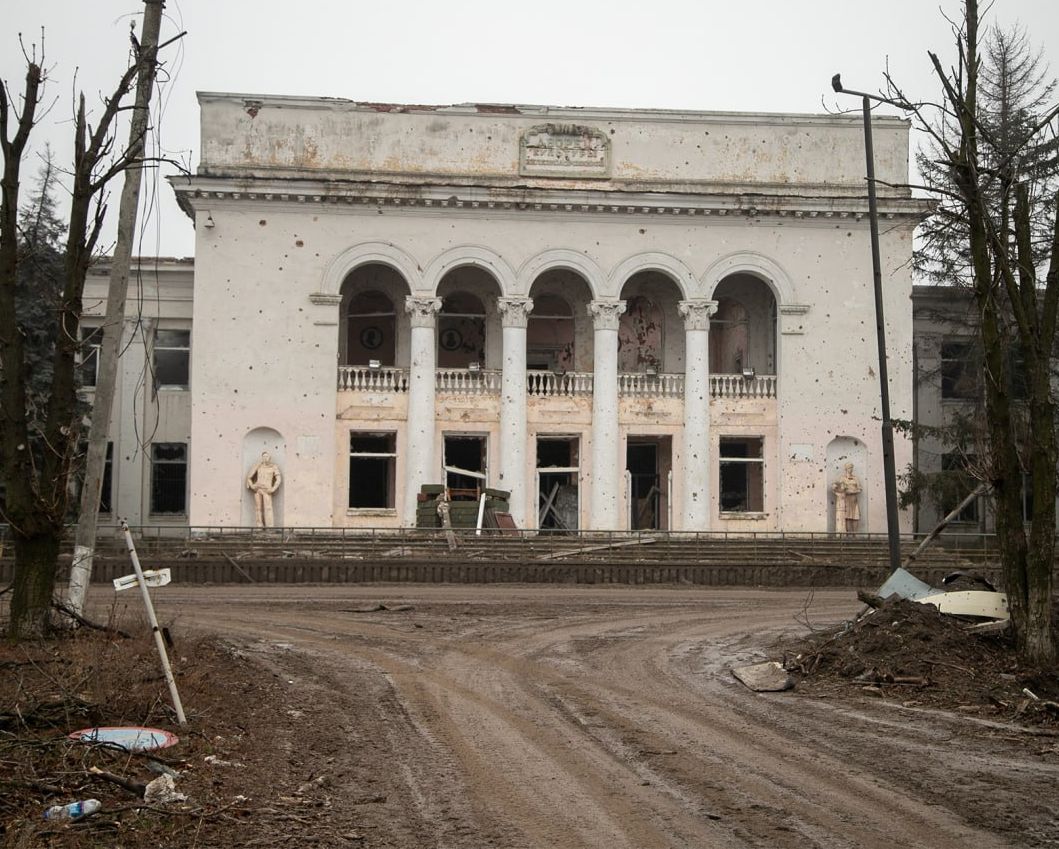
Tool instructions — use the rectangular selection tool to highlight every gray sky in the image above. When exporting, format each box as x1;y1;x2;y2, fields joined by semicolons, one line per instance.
4;0;1057;258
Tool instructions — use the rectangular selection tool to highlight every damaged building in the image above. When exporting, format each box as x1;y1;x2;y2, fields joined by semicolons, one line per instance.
83;94;936;532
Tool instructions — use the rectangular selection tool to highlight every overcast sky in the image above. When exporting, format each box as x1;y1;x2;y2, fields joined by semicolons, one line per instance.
4;0;1057;258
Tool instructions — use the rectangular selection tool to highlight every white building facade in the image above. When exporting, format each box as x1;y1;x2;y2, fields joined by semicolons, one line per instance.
153;93;929;533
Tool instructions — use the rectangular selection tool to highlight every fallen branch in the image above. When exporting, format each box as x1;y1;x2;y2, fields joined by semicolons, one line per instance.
89;766;147;797
220;551;257;583
52;601;132;638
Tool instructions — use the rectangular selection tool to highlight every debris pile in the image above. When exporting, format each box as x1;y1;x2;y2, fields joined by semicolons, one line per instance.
786;595;1059;724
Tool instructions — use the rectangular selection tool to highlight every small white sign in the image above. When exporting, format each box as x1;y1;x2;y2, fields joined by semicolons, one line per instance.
113;568;172;592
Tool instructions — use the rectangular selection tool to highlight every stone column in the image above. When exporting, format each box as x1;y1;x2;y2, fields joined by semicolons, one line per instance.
403;296;442;526
588;300;626;530
679;300;718;530
498;297;533;528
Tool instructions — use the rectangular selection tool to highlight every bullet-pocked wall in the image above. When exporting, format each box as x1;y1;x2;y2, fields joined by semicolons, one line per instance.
169;94;930;532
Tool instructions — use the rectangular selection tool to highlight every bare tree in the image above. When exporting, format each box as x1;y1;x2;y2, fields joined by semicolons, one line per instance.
885;0;1059;664
1;20;165;639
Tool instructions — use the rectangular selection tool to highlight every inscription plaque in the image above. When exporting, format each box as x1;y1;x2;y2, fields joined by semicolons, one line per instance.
519;124;610;178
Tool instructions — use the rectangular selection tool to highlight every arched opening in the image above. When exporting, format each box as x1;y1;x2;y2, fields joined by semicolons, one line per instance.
339;264;410;366
709;273;777;376
436;266;503;369
527;294;574;371
438;291;487;368
528;268;594;372
347;291;396;366
618;271;684;372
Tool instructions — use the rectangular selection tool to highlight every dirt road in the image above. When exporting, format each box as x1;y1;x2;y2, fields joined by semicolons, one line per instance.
147;586;1057;848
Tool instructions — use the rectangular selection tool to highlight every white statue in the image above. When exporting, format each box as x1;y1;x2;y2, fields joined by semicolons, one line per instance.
832;462;861;534
246;451;282;528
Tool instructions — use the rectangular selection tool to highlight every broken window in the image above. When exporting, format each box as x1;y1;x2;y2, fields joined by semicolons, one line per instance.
443;435;487;500
719;437;764;513
347;291;396;366
349;432;397;509
940;341;980;400
154;329;190;388
537;437;579;531
150;442;187;515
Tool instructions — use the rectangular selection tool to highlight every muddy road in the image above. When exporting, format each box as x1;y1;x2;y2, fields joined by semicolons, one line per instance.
144;586;1057;848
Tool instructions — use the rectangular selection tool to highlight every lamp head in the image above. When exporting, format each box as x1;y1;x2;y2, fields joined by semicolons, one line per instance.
831;74;843;93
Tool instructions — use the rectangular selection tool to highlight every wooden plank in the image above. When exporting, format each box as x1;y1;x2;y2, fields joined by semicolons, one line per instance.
537;536;657;561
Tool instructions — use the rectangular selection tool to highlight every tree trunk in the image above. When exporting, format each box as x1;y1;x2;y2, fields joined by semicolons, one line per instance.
7;530;61;640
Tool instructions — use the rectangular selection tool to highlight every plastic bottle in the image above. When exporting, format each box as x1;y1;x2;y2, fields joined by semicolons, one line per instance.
43;799;101;822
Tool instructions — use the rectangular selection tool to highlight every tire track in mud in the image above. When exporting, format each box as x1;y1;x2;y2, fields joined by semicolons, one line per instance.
158;587;1024;848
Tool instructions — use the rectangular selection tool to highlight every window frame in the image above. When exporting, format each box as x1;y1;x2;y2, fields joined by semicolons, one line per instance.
153;328;191;389
80;326;102;388
718;436;766;516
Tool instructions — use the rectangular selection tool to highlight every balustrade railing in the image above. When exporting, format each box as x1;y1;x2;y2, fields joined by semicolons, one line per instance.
710;374;777;399
526;370;594;397
337;365;409;392
618;372;685;397
337;367;776;400
435;368;502;394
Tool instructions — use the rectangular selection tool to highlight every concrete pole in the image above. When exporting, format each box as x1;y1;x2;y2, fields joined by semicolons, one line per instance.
402;296;441;526
588;300;626;530
498;297;533;528
678;300;718;530
68;1;166;615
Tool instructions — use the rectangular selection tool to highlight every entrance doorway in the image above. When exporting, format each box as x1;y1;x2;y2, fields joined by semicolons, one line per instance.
443;435;487;500
626;436;672;530
536;436;580;532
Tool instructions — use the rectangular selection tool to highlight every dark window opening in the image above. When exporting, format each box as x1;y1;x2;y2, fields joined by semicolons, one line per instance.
99;442;114;514
348;432;397;509
154;329;190;388
150;442;187;514
719;437;764;513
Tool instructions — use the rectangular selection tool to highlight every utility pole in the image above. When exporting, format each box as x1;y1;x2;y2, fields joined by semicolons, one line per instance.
67;1;167;615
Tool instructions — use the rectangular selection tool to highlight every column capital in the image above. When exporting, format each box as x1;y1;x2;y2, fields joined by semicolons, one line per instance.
678;299;719;330
498;297;534;328
404;296;442;328
588;300;627;331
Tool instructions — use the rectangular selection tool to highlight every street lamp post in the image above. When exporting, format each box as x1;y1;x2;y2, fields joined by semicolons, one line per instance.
832;74;903;573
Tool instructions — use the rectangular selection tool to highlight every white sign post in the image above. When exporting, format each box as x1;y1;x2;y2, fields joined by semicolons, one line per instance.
118;521;187;725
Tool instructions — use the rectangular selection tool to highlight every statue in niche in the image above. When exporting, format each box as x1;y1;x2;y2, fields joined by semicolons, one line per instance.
246;451;282;528
832;462;862;534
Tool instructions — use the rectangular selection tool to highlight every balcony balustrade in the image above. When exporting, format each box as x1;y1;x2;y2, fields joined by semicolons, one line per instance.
435;368;502;394
710;374;777;399
337;366;776;399
618;372;684;397
337;365;409;392
527;370;594;397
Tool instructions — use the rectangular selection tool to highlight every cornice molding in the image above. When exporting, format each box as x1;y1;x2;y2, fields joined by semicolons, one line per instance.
171;176;932;223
